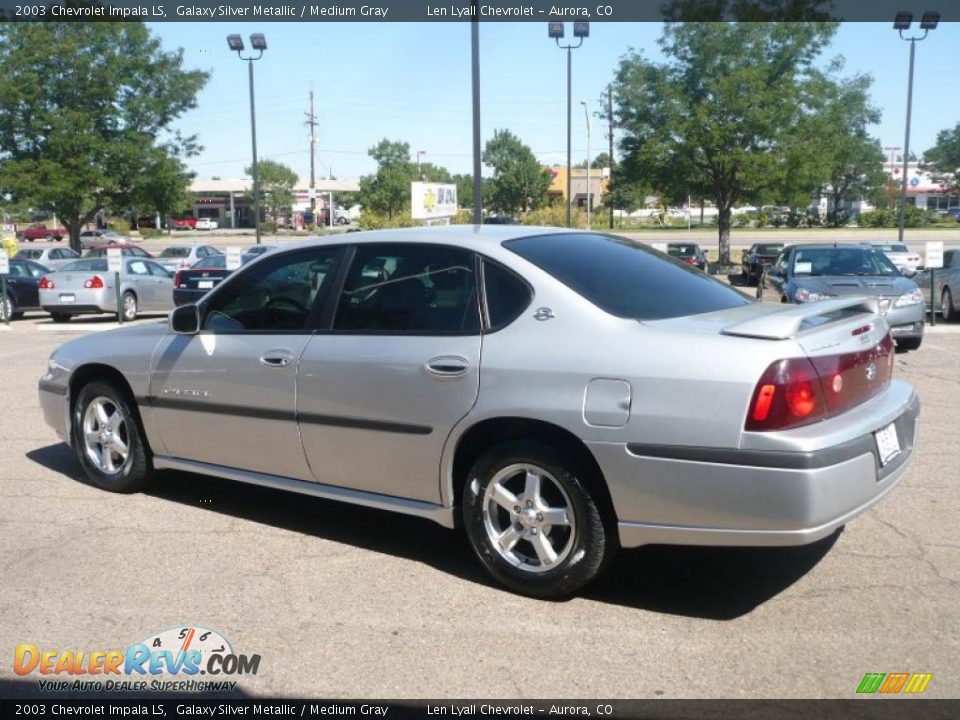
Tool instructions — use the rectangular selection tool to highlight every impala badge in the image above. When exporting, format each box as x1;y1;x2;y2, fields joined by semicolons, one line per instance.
533;307;555;321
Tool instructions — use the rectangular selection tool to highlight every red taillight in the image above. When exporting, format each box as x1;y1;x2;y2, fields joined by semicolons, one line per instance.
746;334;894;431
685;257;698;265
173;271;183;288
83;275;104;289
39;276;55;289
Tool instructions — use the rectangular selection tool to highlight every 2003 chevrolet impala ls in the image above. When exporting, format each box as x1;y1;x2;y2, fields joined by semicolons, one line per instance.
38;227;919;597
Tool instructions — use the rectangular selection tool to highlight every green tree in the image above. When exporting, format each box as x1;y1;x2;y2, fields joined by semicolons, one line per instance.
358;139;414;218
0;23;208;251
482;129;552;217
611;22;839;263
604;166;648;219
246;159;297;226
924;123;960;193
132;148;196;234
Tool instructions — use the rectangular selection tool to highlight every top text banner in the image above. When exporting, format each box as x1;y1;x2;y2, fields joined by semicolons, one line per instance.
2;0;958;22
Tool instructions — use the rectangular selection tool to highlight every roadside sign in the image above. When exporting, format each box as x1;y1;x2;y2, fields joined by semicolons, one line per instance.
0;252;8;275
411;182;457;220
106;247;123;273
226;246;242;271
925;241;944;269
651;242;668;253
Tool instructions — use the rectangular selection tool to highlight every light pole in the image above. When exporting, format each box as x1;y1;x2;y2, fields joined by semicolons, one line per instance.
550;22;588;228
893;11;938;244
227;33;267;245
417;150;427;180
580;101;591;230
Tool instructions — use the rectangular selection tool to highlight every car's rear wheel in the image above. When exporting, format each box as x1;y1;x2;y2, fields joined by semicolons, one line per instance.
72;380;153;492
121;292;137;322
0;294;12;322
942;288;956;322
897;337;922;351
462;441;615;598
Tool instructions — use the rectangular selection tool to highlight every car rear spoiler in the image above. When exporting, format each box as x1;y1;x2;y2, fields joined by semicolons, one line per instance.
721;296;880;340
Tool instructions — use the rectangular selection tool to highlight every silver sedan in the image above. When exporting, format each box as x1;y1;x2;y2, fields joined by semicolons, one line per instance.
38;227;919;597
39;257;174;322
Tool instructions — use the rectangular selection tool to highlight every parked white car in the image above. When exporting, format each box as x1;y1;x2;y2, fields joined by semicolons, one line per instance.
194;218;218;231
863;242;922;276
156;245;222;272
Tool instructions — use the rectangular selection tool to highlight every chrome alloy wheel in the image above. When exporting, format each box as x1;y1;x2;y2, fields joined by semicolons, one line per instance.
82;396;130;475
122;294;137;321
482;463;575;573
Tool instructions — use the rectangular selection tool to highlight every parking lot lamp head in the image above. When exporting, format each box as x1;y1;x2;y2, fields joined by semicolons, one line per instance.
226;34;244;52
919;11;940;30
250;33;268;51
893;12;912;30
548;22;564;39
573;22;590;38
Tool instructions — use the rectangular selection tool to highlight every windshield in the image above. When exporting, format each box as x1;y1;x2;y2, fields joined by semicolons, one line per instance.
505;233;751;320
160;247;190;258
792;248;899;277
756;244;783;254
667;244;697;257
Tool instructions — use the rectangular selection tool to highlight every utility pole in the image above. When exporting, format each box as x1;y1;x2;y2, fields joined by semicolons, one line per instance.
305;88;318;214
607;84;614;229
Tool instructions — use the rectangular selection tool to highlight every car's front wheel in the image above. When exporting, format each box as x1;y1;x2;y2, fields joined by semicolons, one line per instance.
72;380;153;492
462;441;615;598
897;337;923;351
121;292;137;322
942;288;956;323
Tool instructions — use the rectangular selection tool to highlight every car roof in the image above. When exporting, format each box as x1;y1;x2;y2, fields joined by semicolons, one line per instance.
275;225;581;255
89;242;139;248
782;243;880;252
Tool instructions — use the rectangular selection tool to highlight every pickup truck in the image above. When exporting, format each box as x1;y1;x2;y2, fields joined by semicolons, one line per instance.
915;248;960;322
17;223;66;242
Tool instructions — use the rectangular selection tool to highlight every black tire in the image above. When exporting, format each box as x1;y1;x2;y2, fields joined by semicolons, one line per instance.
50;313;71;323
0;294;12;322
462;440;616;598
11;311;24;320
120;291;137;321
942;288;956;323
896;337;922;351
72;380;153;493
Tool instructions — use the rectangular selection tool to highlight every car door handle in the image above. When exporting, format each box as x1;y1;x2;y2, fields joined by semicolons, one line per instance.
426;355;470;376
260;350;294;368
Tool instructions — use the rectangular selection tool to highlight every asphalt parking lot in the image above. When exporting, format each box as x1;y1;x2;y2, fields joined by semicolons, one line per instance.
1;311;958;699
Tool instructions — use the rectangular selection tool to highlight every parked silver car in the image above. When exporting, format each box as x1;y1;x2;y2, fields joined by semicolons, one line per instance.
38;228;919;597
156;245;222;273
914;248;960;322
39;257;175;322
757;244;925;350
14;246;82;271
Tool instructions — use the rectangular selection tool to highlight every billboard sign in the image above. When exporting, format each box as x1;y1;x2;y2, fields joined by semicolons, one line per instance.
411;182;457;220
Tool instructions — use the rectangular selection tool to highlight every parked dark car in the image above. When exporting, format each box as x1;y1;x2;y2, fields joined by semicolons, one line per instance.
1;259;50;320
172;253;255;306
483;215;517;225
741;242;784;284
757;243;925;350
943;208;960;222
667;242;708;271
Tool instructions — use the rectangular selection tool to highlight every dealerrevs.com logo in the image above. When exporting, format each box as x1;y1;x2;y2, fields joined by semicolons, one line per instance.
14;625;261;693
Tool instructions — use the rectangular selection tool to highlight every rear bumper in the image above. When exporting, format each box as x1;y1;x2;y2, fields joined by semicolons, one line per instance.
173;289;206;306
41;304;107;316
593;391;920;549
884;302;925;339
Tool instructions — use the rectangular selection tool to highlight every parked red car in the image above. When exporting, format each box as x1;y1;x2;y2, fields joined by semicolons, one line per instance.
173;216;197;230
17;223;66;242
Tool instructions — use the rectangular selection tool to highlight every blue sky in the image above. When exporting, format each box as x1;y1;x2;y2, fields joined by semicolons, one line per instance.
150;22;960;183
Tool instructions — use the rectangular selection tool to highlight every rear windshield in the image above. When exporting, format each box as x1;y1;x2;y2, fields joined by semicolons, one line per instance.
160;247;190;258
62;259;108;272
667;244;697;257
15;249;42;259
193;255;226;269
756;244;783;254
873;244;909;253
504;233;752;320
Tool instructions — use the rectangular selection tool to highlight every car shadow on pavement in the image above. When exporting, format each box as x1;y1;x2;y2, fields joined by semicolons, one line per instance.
28;443;836;619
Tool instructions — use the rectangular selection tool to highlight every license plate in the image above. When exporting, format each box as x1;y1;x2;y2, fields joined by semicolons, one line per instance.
197;280;214;289
59;294;75;304
875;422;901;466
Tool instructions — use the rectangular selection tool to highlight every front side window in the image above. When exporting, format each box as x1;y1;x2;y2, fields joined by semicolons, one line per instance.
334;243;479;334
146;261;171;277
505;233;750;321
127;260;150;276
203;246;342;332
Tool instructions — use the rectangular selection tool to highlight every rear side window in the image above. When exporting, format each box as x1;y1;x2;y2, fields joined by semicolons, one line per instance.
483;260;531;330
504;233;751;321
334;243;480;335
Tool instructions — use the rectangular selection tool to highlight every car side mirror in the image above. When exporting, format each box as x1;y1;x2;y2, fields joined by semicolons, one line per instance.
170;304;200;335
